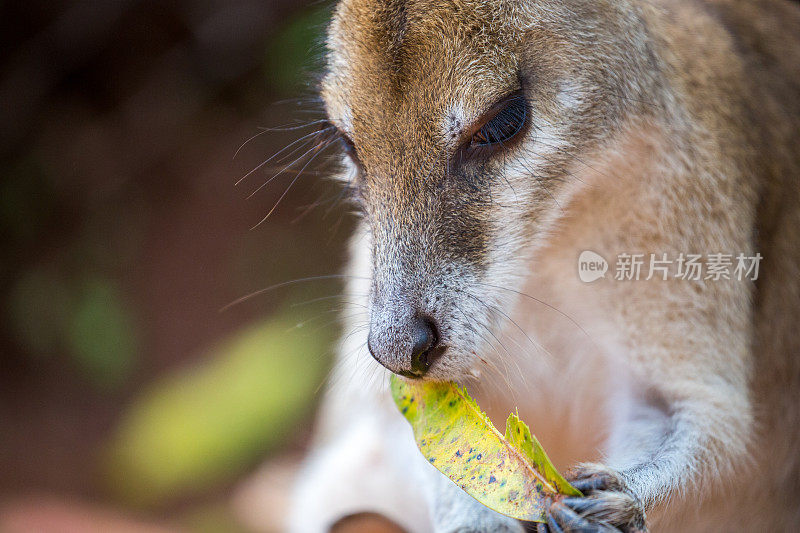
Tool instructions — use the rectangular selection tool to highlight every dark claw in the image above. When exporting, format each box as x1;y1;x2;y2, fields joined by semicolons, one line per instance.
569;474;613;494
561;496;605;514
546;508;565;533
549;500;617;533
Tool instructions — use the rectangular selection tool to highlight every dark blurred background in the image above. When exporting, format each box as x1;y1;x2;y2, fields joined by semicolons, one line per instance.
0;1;352;531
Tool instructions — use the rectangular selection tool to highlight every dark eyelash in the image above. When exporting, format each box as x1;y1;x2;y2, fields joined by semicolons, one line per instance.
320;121;359;163
471;97;528;147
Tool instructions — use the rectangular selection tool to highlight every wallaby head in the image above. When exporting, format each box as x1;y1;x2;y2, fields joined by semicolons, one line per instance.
321;0;661;380
292;0;800;530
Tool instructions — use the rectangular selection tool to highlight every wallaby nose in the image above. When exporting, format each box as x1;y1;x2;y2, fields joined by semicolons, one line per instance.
410;317;438;376
367;314;443;377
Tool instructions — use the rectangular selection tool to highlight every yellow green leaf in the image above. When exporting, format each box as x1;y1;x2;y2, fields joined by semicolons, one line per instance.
390;375;581;523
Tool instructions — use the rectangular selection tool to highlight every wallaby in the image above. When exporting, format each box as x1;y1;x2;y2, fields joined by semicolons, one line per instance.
287;0;800;531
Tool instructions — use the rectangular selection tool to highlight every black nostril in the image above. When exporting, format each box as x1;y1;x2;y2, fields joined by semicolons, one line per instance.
410;317;441;376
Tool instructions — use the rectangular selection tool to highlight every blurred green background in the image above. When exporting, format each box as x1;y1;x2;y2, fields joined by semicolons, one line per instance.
0;1;352;531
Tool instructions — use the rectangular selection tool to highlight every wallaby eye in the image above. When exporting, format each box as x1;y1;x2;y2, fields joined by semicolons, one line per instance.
470;94;528;148
321;121;360;165
336;130;357;157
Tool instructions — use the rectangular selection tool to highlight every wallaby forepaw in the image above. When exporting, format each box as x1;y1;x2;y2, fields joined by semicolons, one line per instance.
532;463;646;533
